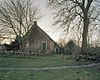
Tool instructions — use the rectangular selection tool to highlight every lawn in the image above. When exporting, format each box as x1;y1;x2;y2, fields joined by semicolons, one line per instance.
0;54;94;68
0;54;100;80
0;68;100;80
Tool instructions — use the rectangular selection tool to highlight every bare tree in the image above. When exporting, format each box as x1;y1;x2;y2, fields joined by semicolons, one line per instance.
87;25;98;47
57;38;66;47
48;0;100;55
0;0;41;50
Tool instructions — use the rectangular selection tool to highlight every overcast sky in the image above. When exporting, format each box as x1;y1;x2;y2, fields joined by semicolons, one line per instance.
1;0;99;44
32;0;62;42
0;0;63;43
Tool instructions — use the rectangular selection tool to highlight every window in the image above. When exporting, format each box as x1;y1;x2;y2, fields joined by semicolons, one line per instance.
35;41;40;49
26;42;29;48
37;41;40;48
42;41;47;50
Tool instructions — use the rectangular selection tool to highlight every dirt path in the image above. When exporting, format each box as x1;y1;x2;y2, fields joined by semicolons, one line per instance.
0;63;99;71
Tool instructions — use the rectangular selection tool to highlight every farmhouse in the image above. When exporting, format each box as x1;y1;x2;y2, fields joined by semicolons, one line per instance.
22;21;60;54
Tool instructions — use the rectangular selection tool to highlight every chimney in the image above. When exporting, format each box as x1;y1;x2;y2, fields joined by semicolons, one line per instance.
34;21;37;25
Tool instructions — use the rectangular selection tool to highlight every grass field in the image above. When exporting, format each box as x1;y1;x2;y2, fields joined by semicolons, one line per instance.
0;68;100;80
0;54;100;80
0;54;94;68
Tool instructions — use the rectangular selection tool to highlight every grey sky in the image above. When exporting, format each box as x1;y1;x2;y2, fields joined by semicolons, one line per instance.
32;0;62;41
0;0;62;43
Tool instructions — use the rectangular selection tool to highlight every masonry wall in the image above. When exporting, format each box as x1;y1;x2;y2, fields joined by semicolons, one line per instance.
24;24;55;54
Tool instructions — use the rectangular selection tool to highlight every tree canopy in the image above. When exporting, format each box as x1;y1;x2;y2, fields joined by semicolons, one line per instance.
48;0;100;54
0;0;41;37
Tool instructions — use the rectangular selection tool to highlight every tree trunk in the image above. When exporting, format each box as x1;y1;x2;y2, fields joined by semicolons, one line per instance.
81;16;89;55
16;35;22;51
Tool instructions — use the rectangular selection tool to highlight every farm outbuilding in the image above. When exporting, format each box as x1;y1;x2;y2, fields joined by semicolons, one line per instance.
22;21;60;54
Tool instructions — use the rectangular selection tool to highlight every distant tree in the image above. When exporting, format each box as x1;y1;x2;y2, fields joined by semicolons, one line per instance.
71;30;82;48
87;25;98;47
48;0;100;55
64;40;79;57
0;0;41;50
57;38;66;47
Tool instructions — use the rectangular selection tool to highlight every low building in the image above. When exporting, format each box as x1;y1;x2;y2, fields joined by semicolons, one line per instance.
22;21;60;54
